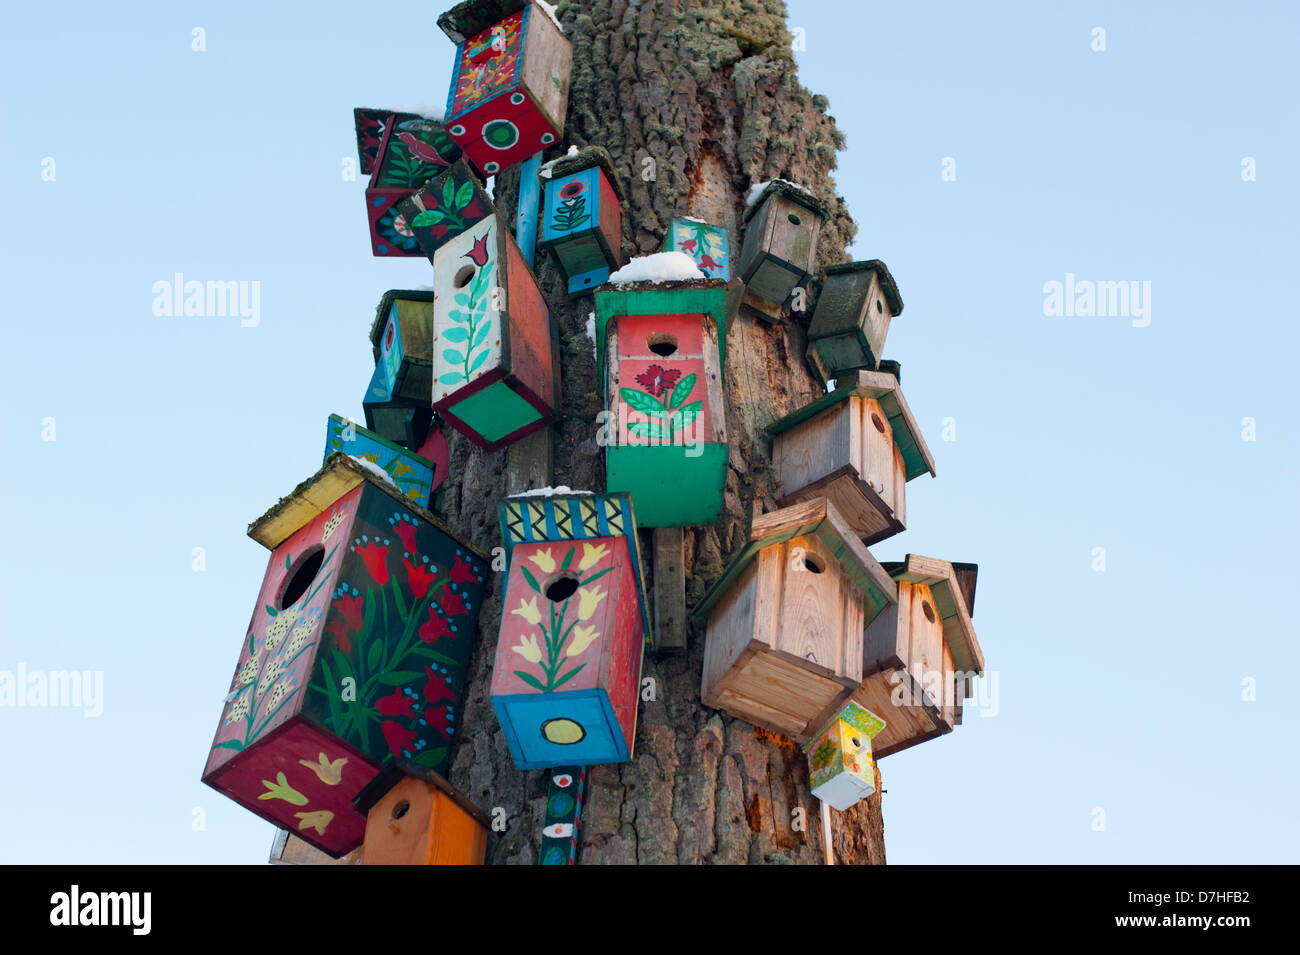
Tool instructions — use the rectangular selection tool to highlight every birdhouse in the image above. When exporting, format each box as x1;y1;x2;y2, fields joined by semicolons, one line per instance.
594;279;732;527
270;829;362;865
352;758;489;865
324;415;436;508
353;108;419;178
362;364;434;451
368;289;434;407
362;114;462;257
430;211;560;448
539;147;625;296
694;498;896;742
539;768;585;865
437;0;572;177
768;368;935;545
802;701;885;811
394;159;494;261
201;455;491;858
663;218;730;280
736;179;827;320
491;490;650;769
847;554;983;759
806;260;903;383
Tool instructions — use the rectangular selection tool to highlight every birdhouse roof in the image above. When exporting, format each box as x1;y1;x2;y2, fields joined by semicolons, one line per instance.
743;179;830;223
593;277;741;370
247;453;489;560
437;0;530;43
823;260;903;315
367;288;434;356
352;757;491;826
352;107;420;173
802;700;887;753
767;369;937;481
880;555;983;674
543;145;626;200
692;498;897;620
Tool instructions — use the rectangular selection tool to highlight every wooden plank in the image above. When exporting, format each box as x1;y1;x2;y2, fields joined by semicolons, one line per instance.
771;535;863;684
702;563;759;699
860;396;896;514
653;527;687;653
771;401;853;501
269;830;362;865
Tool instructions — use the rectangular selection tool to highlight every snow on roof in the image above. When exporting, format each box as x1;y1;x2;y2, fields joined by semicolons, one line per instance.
745;178;817;210
508;486;595;498
539;145;580;179
349;455;398;488
608;251;705;285
536;0;564;34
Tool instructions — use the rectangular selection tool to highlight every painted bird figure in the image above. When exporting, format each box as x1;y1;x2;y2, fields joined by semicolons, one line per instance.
698;253;722;275
397;132;451;167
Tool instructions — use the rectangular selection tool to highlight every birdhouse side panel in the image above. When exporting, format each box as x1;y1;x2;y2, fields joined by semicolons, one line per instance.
701;560;759;701
668;219;730;280
765;194;820;278
772;401;856;502
520;2;572;130
323;417;435;508
602;552;644;750
360;775;436;865
542;167;602;246
503;232;557;413
597;172;622;266
400;162;493;260
376;296;435;402
431;217;504;407
860;397;897;515
771;535;864;685
890;442;907;527
447;11;527;120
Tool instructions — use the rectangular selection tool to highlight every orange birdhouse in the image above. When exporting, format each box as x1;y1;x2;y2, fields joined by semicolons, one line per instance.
353;758;489;865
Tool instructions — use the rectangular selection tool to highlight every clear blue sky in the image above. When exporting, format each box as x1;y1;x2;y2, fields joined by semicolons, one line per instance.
1;1;1296;864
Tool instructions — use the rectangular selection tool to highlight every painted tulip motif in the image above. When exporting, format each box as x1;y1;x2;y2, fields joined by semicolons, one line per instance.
259;772;309;806
294;810;335;836
299;753;348;786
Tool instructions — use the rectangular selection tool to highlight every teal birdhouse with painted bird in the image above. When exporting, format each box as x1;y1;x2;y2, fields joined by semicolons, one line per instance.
664;218;730;280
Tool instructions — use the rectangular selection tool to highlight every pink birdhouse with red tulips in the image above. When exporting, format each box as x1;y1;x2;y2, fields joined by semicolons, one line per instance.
202;455;490;858
437;0;572;176
360;112;463;257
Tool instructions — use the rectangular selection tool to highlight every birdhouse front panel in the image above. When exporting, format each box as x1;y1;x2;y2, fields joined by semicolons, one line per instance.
365;117;462;257
540;164;623;295
665;218;730;280
395;159;494;261
491;535;644;769
430;213;558;448
356;771;488;865
737;183;826;318
442;3;572;176
806;261;902;383
369;290;434;406
363;364;433;451
354;108;418;178
202;458;490;857
324;415;435;508
803;702;885;811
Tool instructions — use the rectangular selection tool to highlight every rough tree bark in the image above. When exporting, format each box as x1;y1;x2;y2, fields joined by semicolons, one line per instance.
442;0;886;864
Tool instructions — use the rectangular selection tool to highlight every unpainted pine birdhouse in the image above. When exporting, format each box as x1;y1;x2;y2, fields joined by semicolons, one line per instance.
362;364;434;451
594;279;734;527
539;146;625;296
438;0;572;176
802;701;886;811
430;211;560;448
363;115;463;257
201;455;491;858
664;218;730;280
806;260;903;383
269;829;362;865
323;415;436;508
694;498;896;742
394;159;494;261
491;491;650;769
369;289;435;407
352;758;489;865
736;179;828;321
842;554;983;759
768;368;935;545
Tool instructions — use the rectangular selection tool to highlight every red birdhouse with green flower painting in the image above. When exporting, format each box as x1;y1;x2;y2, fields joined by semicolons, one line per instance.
201;455;490;858
491;491;650;770
361;113;463;257
539;146;624;296
437;0;572;177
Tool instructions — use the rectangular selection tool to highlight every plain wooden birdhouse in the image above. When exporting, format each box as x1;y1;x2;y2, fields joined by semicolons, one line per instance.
768;369;935;545
353;758;489;865
324;415;436;508
806;260;903;383
664;218;730;280
492;491;650;769
802;701;885;811
694;498;896;742
429;210;560;448
437;0;572;176
360;114;462;257
201;455;491;858
269;829;362;865
594;279;733;527
841;554;983;759
736;180;827;320
394;159;494;261
539;147;625;296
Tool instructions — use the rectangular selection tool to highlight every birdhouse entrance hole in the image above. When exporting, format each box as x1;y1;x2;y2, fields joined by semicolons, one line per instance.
544;574;580;603
921;601;936;623
391;800;410;820
802;554;825;574
647;333;679;357
279;546;325;610
788;213;802;225
870;412;886;434
453;265;475;288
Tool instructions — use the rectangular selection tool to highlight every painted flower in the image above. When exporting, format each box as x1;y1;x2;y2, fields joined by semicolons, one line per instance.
355;541;390;586
236;652;262;688
377;207;421;253
566;624;600;658
512;633;543;664
392;461;413;478
325;593;364;654
382;720;418;757
258;658;285;693
264;606;301;652
465;233;491;267
425;705;454;739
679;237;697;254
321;503;350;543
576;585;606;621
258;772;308;806
442;588;470;616
285;619;317;657
392;519;418;554
419;605;454;644
403;557;441;601
634;364;682;398
559;180;586;199
578;542;608;572
511;596;542;627
224;691;251;725
375;688;416;719
299;753;348;786
266;677;297;711
528;548;556;574
423;666;456;706
698;253;722;274
294;810;334;836
449;554;479;586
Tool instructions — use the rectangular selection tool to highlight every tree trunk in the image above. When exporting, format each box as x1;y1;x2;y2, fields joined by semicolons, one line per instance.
443;0;886;865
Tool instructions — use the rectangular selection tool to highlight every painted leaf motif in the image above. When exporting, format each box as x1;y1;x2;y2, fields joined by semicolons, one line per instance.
442;176;456;208
520;565;541;593
443;348;465;364
514;670;546;692
671;401;703;432
442;327;469;342
446;309;468;323
628;421;668;439
668;373;696;410
468;349;491;372
439;371;465;385
620;387;670;419
411;209;444;227
471;319;492;348
454;180;473;208
412;746;448;768
454;294;471;307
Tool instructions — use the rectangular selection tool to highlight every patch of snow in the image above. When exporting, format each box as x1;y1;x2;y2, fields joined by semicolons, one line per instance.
681;215;706;223
745;177;816;210
536;0;565;34
395;102;445;122
826;379;837;392
539;144;580;179
585;311;597;351
509;486;594;498
608;251;704;284
349;455;397;488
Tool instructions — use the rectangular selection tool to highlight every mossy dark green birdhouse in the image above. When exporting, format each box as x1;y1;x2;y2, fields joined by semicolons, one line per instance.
736;179;827;321
806;260;903;383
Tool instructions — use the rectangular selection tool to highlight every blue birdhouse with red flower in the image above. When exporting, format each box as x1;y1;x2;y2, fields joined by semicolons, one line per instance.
437;0;572;177
539;146;624;297
359;112;463;257
201;455;491;858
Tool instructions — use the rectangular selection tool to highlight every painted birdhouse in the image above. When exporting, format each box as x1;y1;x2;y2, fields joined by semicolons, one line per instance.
438;0;572;176
362;364;434;451
847;554;983;759
802;701;886;811
323;415;436;508
491;490;650;769
664;218;730;280
369;289;435;407
201;455;491;858
594;279;732;527
694;498;896;742
736;179;828;320
362;114;463;257
806;260;903;383
353;108;419;178
394;159;494;261
352;758;489;865
539;146;624;296
768;369;935;545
